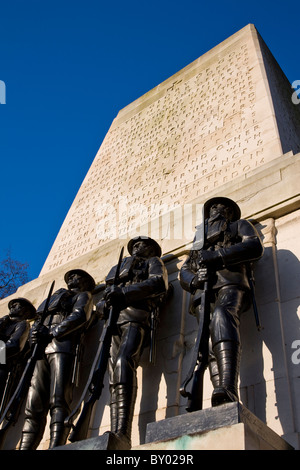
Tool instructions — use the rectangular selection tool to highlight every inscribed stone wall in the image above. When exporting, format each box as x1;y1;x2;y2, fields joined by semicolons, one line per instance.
257;32;300;155
40;24;299;275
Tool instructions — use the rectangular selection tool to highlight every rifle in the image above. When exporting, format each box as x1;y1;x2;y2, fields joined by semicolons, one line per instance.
247;264;263;331
0;280;55;448
66;247;124;443
179;278;211;412
0;372;12;417
180;206;211;412
149;283;174;365
149;306;159;365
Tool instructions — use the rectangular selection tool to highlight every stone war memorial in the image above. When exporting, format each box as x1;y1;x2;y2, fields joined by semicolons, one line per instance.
0;24;300;450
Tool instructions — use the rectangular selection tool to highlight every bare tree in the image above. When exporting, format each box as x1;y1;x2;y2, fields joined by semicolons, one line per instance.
0;250;29;300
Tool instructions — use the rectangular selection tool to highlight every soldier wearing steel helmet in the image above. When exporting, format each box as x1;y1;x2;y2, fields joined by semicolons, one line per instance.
19;269;95;450
96;236;168;448
0;298;36;412
180;197;264;407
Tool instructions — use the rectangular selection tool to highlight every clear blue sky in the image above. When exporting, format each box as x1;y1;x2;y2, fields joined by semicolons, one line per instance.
1;0;299;281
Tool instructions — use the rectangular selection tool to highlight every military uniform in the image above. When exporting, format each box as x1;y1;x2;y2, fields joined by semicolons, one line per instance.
180;197;264;406
0;298;36;413
98;237;168;448
20;270;95;450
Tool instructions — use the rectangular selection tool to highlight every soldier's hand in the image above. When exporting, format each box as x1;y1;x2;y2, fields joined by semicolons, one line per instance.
198;249;223;269
105;286;126;309
197;267;209;281
191;268;208;291
30;324;52;345
95;299;109;320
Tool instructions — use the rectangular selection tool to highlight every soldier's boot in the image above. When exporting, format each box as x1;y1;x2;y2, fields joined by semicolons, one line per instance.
113;384;137;449
211;341;240;407
19;433;41;450
49;422;71;449
109;386;118;433
208;349;220;388
19;418;45;450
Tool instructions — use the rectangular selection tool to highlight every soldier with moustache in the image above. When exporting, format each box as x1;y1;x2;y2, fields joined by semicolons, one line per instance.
180;197;264;406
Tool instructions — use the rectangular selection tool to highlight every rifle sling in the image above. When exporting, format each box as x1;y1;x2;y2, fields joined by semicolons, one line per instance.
180;285;209;398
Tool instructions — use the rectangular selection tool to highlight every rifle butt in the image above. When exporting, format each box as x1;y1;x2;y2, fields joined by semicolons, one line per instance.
0;393;26;449
68;403;94;443
0;372;32;427
0;427;9;450
186;393;203;413
185;363;207;413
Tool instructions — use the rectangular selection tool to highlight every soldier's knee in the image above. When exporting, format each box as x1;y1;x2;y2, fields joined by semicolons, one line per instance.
210;306;240;345
113;354;135;384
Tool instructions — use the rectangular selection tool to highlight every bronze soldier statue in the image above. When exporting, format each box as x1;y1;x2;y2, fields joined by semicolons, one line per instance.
180;197;264;408
96;236;168;448
19;269;95;450
0;298;36;413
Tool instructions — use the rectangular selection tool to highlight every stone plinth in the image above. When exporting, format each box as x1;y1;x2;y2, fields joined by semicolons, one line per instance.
54;403;293;450
54;432;129;451
137;403;293;451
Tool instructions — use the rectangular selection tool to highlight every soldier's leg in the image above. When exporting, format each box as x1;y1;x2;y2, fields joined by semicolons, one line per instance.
48;352;74;449
19;358;50;450
209;286;249;406
109;332;121;434
208;339;219;388
111;322;146;448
